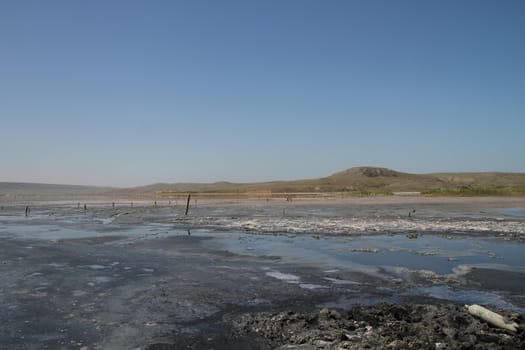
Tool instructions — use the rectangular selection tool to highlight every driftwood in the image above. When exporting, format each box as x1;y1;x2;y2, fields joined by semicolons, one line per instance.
466;304;519;332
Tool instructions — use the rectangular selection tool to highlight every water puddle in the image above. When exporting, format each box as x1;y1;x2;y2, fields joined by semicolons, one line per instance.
412;285;525;313
319;286;525;314
265;271;301;283
496;207;525;218
0;222;172;240
202;231;525;275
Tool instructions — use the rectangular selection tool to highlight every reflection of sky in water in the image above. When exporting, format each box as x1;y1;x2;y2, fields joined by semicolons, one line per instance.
413;285;525;313
9;219;520;276
204;230;525;311
205;231;525;275
495;207;525;218
0;222;169;240
177;203;525;221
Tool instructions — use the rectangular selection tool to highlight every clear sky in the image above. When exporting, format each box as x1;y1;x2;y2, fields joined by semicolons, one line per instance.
1;1;524;187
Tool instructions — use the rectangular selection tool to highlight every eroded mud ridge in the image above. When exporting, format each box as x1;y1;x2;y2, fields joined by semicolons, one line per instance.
169;199;525;240
174;216;525;240
232;304;524;349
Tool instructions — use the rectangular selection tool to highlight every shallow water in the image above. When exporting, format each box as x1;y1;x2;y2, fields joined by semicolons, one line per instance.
2;205;525;314
2;209;524;278
200;230;525;275
496;207;525;218
321;285;525;314
192;229;525;311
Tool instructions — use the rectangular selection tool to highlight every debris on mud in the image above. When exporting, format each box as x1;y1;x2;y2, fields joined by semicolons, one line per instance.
350;247;380;253
232;303;524;349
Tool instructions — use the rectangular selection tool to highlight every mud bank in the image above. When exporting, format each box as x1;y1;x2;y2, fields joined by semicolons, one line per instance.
230;303;524;350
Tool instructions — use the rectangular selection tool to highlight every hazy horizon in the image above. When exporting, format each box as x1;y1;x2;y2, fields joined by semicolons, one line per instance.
1;1;524;187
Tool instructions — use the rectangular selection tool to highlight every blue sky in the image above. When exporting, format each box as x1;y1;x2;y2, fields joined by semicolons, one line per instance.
1;1;524;186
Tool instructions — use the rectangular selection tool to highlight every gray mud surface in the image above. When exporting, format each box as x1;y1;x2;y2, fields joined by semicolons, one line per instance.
1;199;524;349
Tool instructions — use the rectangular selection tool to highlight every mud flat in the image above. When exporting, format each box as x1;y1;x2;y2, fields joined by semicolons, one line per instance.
0;198;524;349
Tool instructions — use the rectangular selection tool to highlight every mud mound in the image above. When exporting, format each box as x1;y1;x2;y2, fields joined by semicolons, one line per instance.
232;303;524;349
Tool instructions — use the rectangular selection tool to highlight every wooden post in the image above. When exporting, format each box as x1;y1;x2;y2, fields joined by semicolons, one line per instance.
185;193;191;215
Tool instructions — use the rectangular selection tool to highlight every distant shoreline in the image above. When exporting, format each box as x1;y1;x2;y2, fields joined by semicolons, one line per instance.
1;193;525;208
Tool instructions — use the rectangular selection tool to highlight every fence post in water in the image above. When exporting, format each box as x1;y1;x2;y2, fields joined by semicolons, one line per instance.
185;193;191;215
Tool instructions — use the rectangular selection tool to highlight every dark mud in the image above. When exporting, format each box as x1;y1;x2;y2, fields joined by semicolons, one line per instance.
231;303;524;350
146;302;525;350
0;230;390;349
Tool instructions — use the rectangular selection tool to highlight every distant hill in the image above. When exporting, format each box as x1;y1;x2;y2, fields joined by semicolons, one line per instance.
116;167;525;196
2;167;525;199
0;182;113;197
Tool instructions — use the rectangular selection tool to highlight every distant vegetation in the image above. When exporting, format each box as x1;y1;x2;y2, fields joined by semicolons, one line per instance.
422;186;525;196
343;190;394;197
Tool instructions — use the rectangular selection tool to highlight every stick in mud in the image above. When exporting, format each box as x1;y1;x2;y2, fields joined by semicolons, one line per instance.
185;193;191;215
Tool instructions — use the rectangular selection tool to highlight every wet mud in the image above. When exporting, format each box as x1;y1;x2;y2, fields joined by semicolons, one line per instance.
0;199;524;349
